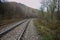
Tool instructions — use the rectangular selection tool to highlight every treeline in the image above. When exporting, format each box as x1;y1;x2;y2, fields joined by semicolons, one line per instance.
0;0;39;26
38;0;60;40
0;1;28;26
39;0;60;21
0;1;38;20
0;1;25;20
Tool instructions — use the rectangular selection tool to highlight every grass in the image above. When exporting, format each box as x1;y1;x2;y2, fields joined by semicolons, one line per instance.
34;19;60;40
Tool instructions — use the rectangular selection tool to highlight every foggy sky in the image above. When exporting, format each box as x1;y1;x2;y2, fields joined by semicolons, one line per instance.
7;0;41;9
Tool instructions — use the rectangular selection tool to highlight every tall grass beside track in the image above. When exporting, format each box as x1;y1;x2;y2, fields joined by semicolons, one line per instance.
34;19;60;40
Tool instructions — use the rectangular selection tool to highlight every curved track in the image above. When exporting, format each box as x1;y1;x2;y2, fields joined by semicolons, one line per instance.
0;19;30;40
0;19;40;40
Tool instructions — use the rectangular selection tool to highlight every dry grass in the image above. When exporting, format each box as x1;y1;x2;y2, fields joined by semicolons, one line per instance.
0;18;23;30
34;19;60;40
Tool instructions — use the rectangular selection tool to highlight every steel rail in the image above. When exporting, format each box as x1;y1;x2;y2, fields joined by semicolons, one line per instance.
0;19;28;38
17;19;31;40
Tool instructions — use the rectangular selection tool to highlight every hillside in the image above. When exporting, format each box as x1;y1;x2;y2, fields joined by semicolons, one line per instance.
0;2;39;26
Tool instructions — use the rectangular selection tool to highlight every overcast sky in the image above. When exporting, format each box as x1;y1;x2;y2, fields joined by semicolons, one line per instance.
7;0;41;9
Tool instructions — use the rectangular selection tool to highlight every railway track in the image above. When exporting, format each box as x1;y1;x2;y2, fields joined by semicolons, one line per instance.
0;19;31;40
17;20;30;40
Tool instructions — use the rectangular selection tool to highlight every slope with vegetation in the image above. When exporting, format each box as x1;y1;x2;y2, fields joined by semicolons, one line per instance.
0;1;38;29
34;0;60;40
0;2;25;27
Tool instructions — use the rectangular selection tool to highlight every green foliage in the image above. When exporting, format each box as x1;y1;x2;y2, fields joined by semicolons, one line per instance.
42;33;53;40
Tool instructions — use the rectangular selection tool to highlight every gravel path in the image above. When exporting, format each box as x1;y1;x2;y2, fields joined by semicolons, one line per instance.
22;19;40;40
0;19;30;40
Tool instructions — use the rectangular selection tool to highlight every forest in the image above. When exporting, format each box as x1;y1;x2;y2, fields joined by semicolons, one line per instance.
34;0;60;40
0;0;38;26
0;1;25;26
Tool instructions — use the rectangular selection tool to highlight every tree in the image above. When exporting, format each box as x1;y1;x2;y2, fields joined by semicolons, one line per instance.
57;0;60;20
39;0;60;40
